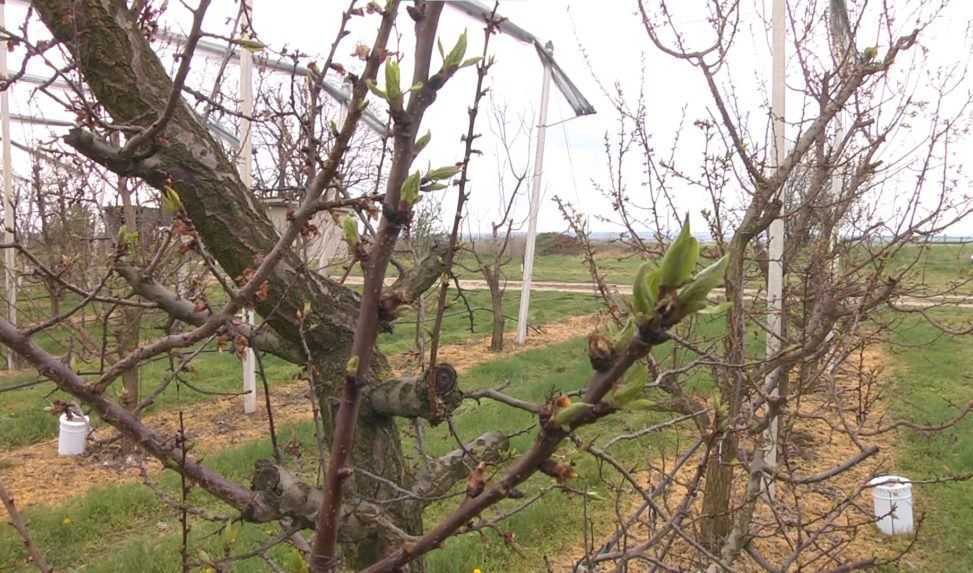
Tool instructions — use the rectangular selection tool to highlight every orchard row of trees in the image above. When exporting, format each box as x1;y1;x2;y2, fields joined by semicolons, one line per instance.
0;0;970;572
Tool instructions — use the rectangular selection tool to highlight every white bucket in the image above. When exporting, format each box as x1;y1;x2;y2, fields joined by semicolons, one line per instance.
57;414;90;456
868;475;913;535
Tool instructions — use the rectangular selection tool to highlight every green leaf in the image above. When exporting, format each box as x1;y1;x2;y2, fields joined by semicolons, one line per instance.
444;30;468;69
341;215;358;248
277;545;310;573
552;402;593;427
632;262;660;316
426;164;461;181
222;520;239;547
408;81;424;93
421;182;449;191
460;56;482;69
231;37;267;52
437;37;445;62
400;170;422;205
117;225;139;253
677;255;727;310
414;130;431;154
585;490;607;502
161;184;183;215
697;301;733;315
611;317;636;353
658;214;699;289
682;300;708;316
384;59;401;105
623;399;657;412
607;366;647;407
365;79;387;100
345;355;360;377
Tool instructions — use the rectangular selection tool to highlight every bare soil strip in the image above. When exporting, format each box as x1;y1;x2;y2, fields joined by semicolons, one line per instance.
345;276;973;308
548;348;903;572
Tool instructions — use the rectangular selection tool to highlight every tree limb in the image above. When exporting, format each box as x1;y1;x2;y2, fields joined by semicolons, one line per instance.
115;262;304;363
365;364;461;423
0;479;52;573
378;241;450;322
0;318;279;522
411;431;510;500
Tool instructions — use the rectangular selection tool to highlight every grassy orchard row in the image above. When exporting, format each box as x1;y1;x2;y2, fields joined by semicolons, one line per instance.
2;220;972;570
0;290;601;451
429;239;973;294
0;315;732;572
0;219;728;570
1;311;971;570
880;310;973;572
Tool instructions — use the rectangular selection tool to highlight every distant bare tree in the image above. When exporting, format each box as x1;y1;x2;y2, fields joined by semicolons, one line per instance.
465;103;529;351
405;192;445;368
1;1;970;572
557;1;973;570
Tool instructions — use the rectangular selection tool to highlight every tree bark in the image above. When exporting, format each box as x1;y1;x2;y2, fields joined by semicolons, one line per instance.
486;272;505;352
700;194;780;551
27;1;423;566
31;164;63;321
116;170;142;417
700;409;735;551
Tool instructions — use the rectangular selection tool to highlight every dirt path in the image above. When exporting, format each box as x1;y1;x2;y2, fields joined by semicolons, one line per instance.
549;347;904;572
345;276;973;309
0;313;600;518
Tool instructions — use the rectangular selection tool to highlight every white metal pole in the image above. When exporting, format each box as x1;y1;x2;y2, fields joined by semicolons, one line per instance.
764;0;787;497
0;1;17;371
239;0;257;414
515;41;553;346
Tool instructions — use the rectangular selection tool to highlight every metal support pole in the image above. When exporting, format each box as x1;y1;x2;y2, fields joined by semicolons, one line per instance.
0;1;16;370
515;41;553;346
239;0;257;414
764;0;787;498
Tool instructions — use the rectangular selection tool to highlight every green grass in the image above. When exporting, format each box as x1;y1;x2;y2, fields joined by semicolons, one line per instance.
351;249;646;285
3;237;972;570
0;291;599;451
887;243;973;294
883;310;973;572
0;312;728;572
0;418;321;572
377;290;603;355
422;324;723;572
0;321;112;450
0;349;300;451
450;242;973;292
17;264;973;572
523;253;642;285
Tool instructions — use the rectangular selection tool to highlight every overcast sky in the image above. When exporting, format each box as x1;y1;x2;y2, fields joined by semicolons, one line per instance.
4;0;973;237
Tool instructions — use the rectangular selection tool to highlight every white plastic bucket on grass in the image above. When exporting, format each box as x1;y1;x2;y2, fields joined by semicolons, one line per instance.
58;414;90;456
868;475;913;535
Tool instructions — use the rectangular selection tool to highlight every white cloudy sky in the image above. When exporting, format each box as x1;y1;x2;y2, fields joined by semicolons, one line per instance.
4;0;973;236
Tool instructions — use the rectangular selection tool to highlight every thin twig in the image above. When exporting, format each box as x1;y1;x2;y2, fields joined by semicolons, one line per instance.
254;348;282;463
0;479;52;573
